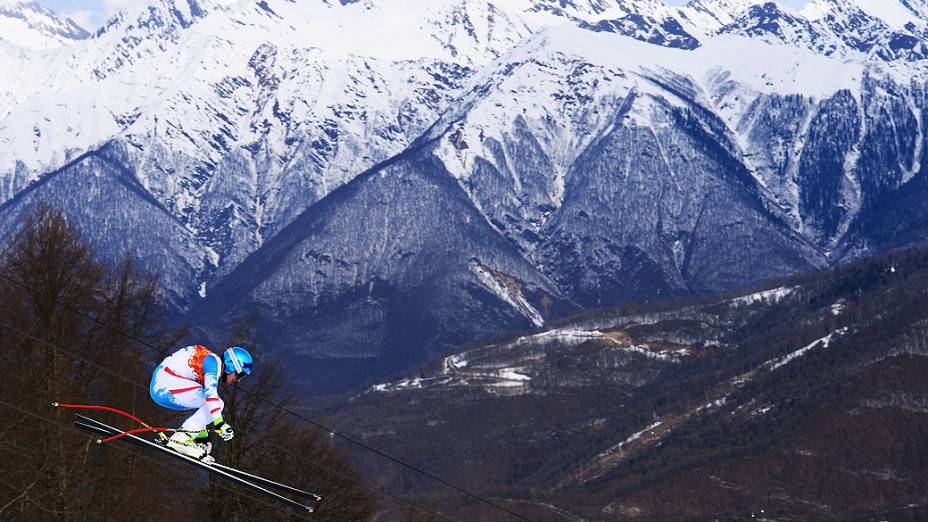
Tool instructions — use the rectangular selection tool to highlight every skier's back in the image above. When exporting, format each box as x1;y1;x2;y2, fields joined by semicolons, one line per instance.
149;344;253;462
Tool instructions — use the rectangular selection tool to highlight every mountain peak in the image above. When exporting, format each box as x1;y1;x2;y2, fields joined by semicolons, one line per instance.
676;0;765;34
0;1;89;49
802;0;928;30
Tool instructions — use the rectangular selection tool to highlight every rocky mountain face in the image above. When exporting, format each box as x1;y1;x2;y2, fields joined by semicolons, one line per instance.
0;144;210;310
185;148;571;388
3;0;928;390
326;247;928;520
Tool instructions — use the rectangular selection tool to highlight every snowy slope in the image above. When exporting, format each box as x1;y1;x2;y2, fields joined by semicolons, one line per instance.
0;0;716;277
0;0;594;205
3;0;925;288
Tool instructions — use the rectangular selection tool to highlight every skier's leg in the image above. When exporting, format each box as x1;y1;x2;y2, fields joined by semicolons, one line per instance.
180;403;214;432
168;408;214;460
151;374;215;460
182;398;223;441
167;404;214;462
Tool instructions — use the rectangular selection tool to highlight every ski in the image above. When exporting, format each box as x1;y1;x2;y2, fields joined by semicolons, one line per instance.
208;461;323;501
73;413;318;513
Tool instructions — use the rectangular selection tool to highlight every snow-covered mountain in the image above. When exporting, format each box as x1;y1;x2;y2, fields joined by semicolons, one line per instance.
3;0;928;389
723;0;928;61
0;1;88;49
804;0;928;31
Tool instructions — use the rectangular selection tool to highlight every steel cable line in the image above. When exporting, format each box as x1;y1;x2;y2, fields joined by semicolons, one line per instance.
0;318;453;522
0;398;314;521
0;269;536;521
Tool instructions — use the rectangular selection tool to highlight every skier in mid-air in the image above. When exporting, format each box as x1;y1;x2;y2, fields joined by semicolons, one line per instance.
149;345;253;462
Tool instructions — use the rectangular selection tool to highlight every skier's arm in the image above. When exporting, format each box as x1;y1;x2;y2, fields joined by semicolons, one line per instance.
202;353;225;423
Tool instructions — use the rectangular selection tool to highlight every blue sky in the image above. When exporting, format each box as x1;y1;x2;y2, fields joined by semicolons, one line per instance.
44;0;812;31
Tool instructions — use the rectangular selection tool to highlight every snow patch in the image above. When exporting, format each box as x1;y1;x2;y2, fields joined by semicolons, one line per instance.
491;327;685;362
730;286;796;306
532;327;607;343
695;397;728;412
497;368;530;381
369;377;428;393
769;327;849;371
613;343;682;362
539;26;865;98
596;421;663;459
470;262;544;327
205;246;220;267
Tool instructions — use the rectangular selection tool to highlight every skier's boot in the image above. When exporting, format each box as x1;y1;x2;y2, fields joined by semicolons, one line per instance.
166;431;214;464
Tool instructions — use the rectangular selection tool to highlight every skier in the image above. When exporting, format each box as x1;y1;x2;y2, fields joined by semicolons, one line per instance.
149;344;253;462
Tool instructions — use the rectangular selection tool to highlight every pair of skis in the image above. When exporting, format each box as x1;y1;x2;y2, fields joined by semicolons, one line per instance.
73;413;321;513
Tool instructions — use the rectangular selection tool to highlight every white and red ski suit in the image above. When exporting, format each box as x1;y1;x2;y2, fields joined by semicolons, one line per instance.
149;345;225;431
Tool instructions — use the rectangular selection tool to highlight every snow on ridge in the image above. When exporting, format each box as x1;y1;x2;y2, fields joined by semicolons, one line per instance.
488;327;607;354
840;0;924;30
497;368;530;381
441;328;609;374
769;327;849;371
369;377;432;393
798;0;832;21
595;420;663;459
691;35;865;97
477;367;533;389
730;285;797;306
532;328;610;342
372;361;531;394
449;326;685;373
619;344;683;362
536;25;865;98
792;0;928;30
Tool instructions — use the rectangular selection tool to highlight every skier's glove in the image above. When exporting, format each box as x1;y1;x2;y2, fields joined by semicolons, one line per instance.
213;418;234;441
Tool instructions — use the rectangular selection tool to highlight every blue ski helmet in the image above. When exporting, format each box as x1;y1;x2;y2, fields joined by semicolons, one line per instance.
223;346;253;377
